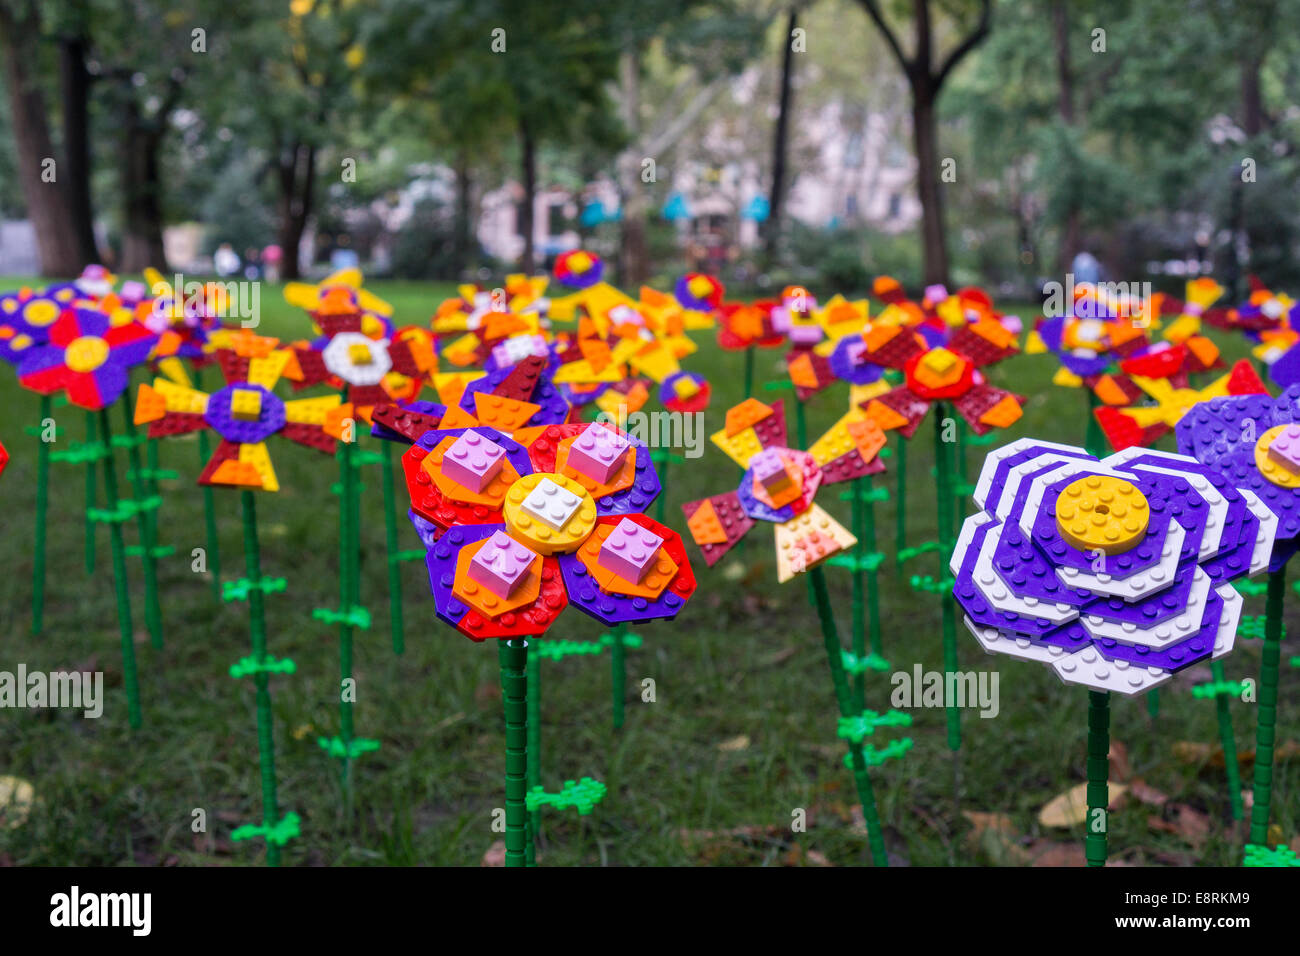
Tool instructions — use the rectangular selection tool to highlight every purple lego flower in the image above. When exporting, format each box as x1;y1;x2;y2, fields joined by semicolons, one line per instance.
950;438;1276;695
1176;384;1300;569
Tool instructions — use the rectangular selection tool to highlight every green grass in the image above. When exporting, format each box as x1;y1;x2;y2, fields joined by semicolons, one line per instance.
0;279;1294;866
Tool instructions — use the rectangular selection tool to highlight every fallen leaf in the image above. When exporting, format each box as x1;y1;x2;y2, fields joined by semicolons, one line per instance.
1109;740;1131;782
0;776;34;829
1127;778;1169;808
1147;804;1211;847
717;734;750;752
758;647;799;668
1039;782;1128;827
291;723;315;741
1026;841;1085;866
481;840;505;867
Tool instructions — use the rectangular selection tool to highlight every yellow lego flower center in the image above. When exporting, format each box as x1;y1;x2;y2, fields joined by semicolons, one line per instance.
24;300;60;327
1055;474;1149;555
64;335;109;372
348;342;374;365
1254;424;1300;488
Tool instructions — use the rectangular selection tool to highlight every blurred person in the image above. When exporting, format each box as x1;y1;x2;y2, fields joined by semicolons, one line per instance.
214;243;241;278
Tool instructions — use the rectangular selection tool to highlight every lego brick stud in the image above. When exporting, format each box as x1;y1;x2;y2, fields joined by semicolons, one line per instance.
230;387;264;422
751;447;795;496
468;530;537;598
598;517;665;584
348;342;374;365
1267;424;1300;474
443;431;507;492
1055;474;1149;555
568;425;631;484
521;476;584;531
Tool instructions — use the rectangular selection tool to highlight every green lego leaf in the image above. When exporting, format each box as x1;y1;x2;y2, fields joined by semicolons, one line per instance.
525;777;607;815
536;631;643;661
840;650;891;675
223;576;288;603
231;811;301;847
836;708;913;743
316;736;381;760
842;737;914;768
1237;615;1284;641
909;573;955;594
1243;843;1300;867
126;467;180;482
650;449;686;465
897;540;942;565
825;551;885;572
49;440;106;464
312;605;371;629
1235;578;1268;597
87;495;162;524
126;544;177;559
391;548;427;564
1191;680;1247;700
229;653;297;679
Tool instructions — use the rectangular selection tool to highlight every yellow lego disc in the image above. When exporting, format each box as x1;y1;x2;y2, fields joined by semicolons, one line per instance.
1255;424;1300;489
502;472;598;555
1054;475;1149;555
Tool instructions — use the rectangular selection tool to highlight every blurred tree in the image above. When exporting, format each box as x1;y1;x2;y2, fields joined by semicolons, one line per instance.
0;0;87;275
854;0;992;286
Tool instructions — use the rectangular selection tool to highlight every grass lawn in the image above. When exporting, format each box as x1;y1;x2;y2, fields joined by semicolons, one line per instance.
0;278;1295;866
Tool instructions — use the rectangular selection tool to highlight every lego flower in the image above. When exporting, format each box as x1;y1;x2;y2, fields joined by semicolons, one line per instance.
134;333;344;491
17;306;157;409
1029;302;1150;388
1175;384;1300;569
1093;357;1265;451
554;249;604;290
0;284;82;364
673;273;724;312
289;317;437;423
283;267;394;338
951;438;1276;694
683;398;886;581
402;415;692;640
716;301;785;351
855;320;1023;437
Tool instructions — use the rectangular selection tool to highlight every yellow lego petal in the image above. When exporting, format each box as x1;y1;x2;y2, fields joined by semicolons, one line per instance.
283;395;342;425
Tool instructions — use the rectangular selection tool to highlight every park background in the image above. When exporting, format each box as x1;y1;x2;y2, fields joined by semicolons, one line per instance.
0;0;1297;865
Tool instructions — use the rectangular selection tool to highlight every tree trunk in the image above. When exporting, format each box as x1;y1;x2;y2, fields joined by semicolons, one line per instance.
277;142;316;280
1241;54;1264;136
59;33;99;264
1053;0;1080;272
452;148;472;278
765;8;799;261
617;48;649;286
117;96;167;272
0;0;84;277
911;84;949;287
518;119;536;274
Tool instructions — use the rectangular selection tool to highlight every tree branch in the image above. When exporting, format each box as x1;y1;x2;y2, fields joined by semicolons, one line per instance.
855;0;913;73
933;0;992;89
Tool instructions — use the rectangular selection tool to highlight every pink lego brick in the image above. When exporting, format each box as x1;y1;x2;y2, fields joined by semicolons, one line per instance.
788;323;823;345
567;425;631;484
469;530;536;598
751;447;793;494
1268;424;1300;473
598;517;664;584
443;430;506;491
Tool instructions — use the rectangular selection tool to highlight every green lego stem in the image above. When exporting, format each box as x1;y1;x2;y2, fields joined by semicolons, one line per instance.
380;439;406;655
32;394;50;635
894;433;907;568
794;394;808;449
1209;660;1244;821
743;347;754;399
655;452;669;523
862;476;885;662
933;403;961;751
527;647;542;847
1084;389;1106;458
1147;688;1160;719
335;428;358;790
1249;566;1285;847
498;639;532;867
807;565;890;867
849;477;866;710
194;366;222;601
97;407;141;730
120;398;164;650
1086;690;1109;867
84;410;97;575
611;622;626;730
240;490;286;866
955;415;968;492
